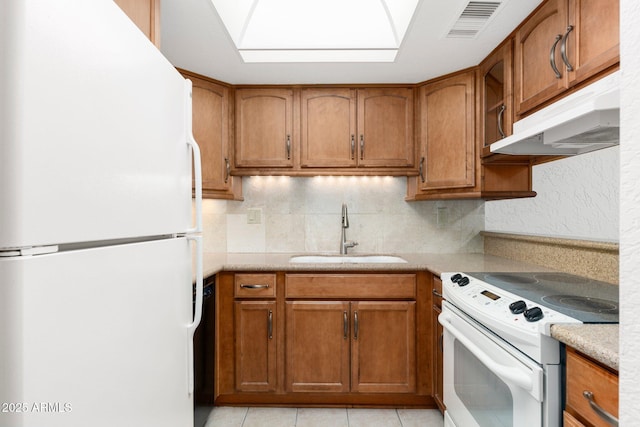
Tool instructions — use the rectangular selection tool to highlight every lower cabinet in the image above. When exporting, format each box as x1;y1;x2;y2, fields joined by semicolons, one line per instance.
564;347;618;427
431;277;445;413
214;271;433;407
286;301;416;394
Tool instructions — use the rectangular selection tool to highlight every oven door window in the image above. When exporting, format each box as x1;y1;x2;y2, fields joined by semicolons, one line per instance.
454;339;513;426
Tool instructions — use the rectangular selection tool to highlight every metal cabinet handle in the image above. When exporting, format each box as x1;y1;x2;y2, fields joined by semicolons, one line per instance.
432;289;444;299
419;157;425;183
583;391;618;426
497;104;506;139
268;310;273;339
354;311;359;340
240;284;270;289
350;135;355;160
343;311;349;339
560;25;574;72
359;135;364;160
286;135;291;160
224;157;230;183
550;34;563;79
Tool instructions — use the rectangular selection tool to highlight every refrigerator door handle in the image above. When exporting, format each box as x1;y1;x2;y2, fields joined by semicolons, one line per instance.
185;79;203;234
187;235;203;395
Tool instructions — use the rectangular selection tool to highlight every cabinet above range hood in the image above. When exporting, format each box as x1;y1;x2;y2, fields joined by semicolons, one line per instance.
490;71;619;156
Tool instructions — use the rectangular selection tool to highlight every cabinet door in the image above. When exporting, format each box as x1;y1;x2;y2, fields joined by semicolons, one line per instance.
514;0;569;116
419;71;475;191
351;301;416;393
566;0;619;85
235;301;277;392
235;88;294;168
188;75;240;199
114;0;160;47
285;301;351;393
301;88;357;168
357;88;414;168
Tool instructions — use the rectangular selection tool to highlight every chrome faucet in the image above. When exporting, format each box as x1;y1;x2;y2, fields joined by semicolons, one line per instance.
340;203;358;254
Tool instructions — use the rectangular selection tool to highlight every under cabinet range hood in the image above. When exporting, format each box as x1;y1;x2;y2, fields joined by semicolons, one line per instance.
490;71;620;156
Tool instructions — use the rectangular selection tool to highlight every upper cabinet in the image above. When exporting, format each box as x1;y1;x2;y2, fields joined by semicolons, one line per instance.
182;70;242;200
113;0;160;48
407;69;536;201
236;86;415;175
481;39;514;156
300;88;357;168
235;88;295;170
415;70;476;193
300;88;414;169
514;0;619;116
356;88;415;168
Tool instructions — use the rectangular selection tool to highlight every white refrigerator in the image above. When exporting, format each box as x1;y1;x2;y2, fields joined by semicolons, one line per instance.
0;1;204;426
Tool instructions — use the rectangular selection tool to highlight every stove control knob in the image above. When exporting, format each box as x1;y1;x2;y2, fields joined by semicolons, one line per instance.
451;273;462;283
458;277;470;287
524;307;544;322
509;300;527;314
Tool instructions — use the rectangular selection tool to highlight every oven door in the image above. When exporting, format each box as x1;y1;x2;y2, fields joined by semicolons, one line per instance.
439;301;544;427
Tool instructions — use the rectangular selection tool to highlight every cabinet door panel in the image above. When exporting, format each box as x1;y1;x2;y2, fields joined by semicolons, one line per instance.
357;89;414;167
235;89;293;168
351;301;416;393
114;0;160;47
301;89;357;167
235;301;277;392
514;0;569;115
420;72;475;190
567;0;619;84
286;301;350;392
191;81;228;193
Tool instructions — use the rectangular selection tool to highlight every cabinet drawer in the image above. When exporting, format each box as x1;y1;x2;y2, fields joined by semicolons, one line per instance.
285;274;416;299
566;348;618;427
235;273;276;298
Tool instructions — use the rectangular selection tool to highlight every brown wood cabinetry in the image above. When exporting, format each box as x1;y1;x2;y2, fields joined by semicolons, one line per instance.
407;69;536;201
214;271;432;407
181;70;242;200
356;88;415;168
564;347;618;427
415;70;476;193
114;0;160;47
514;0;619;117
235;88;295;169
431;276;444;413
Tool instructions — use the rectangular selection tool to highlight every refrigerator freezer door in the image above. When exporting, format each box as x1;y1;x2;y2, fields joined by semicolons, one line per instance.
0;238;193;427
0;0;192;248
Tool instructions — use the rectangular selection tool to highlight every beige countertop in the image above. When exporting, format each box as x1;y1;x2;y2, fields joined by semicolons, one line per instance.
199;251;618;369
551;324;619;371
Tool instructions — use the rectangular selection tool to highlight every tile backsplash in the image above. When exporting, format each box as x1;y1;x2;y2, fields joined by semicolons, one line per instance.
200;176;484;254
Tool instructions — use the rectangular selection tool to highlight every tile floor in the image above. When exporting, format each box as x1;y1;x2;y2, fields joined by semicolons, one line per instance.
197;406;444;427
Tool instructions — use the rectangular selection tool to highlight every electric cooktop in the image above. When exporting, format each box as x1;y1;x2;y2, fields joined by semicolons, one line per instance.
464;272;619;324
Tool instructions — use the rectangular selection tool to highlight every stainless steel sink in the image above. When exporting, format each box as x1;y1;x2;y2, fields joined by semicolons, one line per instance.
289;255;408;264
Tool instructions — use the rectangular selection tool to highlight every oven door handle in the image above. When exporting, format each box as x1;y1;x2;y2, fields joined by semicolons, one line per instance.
439;312;535;392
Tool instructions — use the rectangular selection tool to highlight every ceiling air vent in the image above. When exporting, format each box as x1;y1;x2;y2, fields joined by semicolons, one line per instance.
446;1;503;39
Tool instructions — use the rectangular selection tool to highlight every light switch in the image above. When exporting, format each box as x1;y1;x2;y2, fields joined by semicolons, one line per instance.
247;208;262;224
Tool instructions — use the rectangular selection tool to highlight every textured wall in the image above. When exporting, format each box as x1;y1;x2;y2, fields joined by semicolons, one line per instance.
200;176;484;254
485;146;619;241
620;0;640;422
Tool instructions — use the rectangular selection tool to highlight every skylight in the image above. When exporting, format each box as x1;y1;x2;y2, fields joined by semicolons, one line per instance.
210;0;421;63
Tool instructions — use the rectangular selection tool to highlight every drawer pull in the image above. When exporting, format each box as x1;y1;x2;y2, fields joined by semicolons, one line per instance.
432;289;444;299
583;390;618;426
240;284;270;289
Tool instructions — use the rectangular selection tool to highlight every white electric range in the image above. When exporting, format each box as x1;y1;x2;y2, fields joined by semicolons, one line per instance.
439;271;618;427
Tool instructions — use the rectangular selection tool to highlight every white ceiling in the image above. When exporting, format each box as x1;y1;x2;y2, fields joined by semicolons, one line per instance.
160;0;543;85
